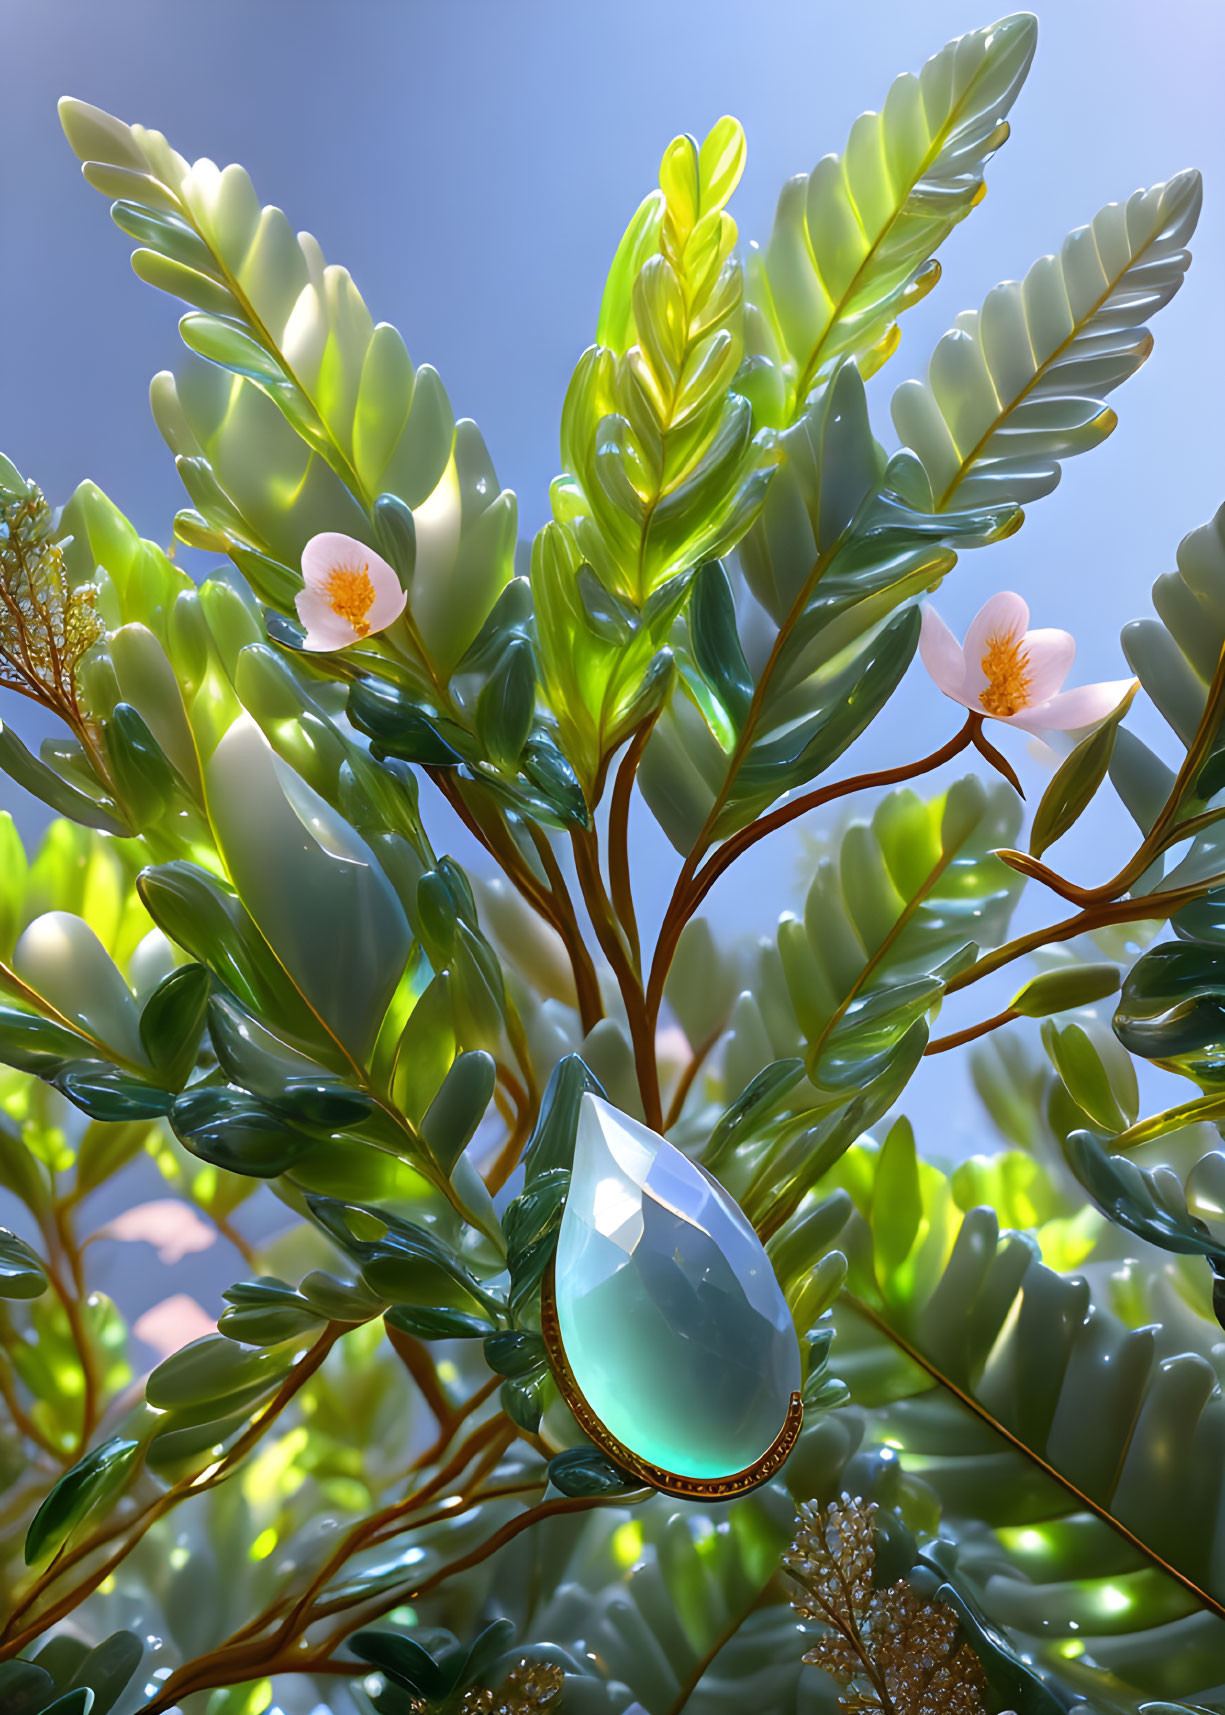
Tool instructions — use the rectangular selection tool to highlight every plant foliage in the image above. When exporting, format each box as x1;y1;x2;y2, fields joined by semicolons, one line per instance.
0;15;1220;1715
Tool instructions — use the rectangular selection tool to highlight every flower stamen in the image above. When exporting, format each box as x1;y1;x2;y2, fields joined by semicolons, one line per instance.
325;562;376;637
979;626;1031;718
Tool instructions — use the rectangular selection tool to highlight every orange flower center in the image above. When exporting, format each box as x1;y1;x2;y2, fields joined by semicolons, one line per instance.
325;561;376;637
979;626;1032;718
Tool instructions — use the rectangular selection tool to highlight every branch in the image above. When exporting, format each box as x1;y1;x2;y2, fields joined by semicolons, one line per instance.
645;715;979;1037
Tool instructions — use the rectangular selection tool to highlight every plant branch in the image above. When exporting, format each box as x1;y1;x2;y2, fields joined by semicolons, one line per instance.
645;714;979;1039
925;1006;1020;1056
570;825;661;1126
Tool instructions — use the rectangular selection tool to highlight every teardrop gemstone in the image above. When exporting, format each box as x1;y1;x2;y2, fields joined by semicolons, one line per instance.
552;1093;801;1482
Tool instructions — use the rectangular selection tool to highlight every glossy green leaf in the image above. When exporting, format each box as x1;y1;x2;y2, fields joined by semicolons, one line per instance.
753;12;1036;420
419;1050;496;1176
0;1228;48;1299
893;170;1201;511
24;1438;139;1563
1029;682;1138;857
1009;962;1120;1018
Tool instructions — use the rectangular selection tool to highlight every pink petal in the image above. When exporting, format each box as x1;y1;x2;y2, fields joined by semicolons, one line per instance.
100;1200;217;1266
961;591;1030;706
295;587;359;652
365;564;409;631
300;532;393;593
1020;628;1076;704
297;532;406;647
919;606;969;701
133;1295;217;1361
1014;678;1135;733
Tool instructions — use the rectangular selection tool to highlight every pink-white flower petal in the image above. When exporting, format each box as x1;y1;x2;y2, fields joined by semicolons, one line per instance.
296;532;406;652
295;587;360;651
919;606;969;701
366;567;408;632
960;590;1031;706
1013;678;1135;733
1019;627;1076;705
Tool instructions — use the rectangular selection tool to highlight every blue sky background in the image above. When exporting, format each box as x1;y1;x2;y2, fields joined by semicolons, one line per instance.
2;0;1224;1186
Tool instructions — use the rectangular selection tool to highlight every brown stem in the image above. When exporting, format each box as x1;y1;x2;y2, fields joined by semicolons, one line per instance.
941;875;1225;1000
523;822;604;1033
41;1208;99;1457
485;1075;535;1196
435;772;603;1032
970;719;1024;797
645;716;978;1041
607;721;656;972
924;1007;1019;1056
0;1329;340;1655
570;826;662;1127
0;1355;62;1463
663;1030;720;1131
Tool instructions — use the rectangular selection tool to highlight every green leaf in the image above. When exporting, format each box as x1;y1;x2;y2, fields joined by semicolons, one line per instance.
1063;1127;1225;1265
0;721;129;836
1009;963;1120;1018
172;1086;315;1178
1043;1017;1137;1132
419;1050;496;1176
547;1446;639;1497
893;170;1201;511
384;1303;493;1341
139;962;210;1086
348;1630;449;1700
1028;682;1138;857
1113;939;1225;1084
145;1335;287;1411
870;1117;921;1280
1113;503;1225;837
0;1228;48;1299
24;1437;140;1564
753;12;1037;419
55;1633;143;1715
521;1054;604;1183
474;638;537;768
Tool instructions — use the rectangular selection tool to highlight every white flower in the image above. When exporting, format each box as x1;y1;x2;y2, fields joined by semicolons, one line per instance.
294;531;406;652
920;590;1134;733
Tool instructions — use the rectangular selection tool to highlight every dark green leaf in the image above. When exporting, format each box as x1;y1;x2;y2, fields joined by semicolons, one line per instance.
384;1303;493;1340
475;637;537;768
54;1061;174;1122
172;1085;314;1177
105;703;178;825
547;1446;639;1497
0;1228;48;1300
25;1438;140;1564
1114;939;1225;1082
689;559;752;726
139;962;210;1085
348;1630;449;1700
521;1054;604;1183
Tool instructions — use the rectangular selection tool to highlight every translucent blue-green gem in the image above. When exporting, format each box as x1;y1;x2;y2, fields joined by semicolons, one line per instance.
554;1094;801;1480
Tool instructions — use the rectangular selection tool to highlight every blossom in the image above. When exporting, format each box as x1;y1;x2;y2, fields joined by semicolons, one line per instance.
294;531;406;652
919;591;1133;732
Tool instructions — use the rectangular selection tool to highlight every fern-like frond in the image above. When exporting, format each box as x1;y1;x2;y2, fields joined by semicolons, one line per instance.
750;12;1036;423
892;171;1201;511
